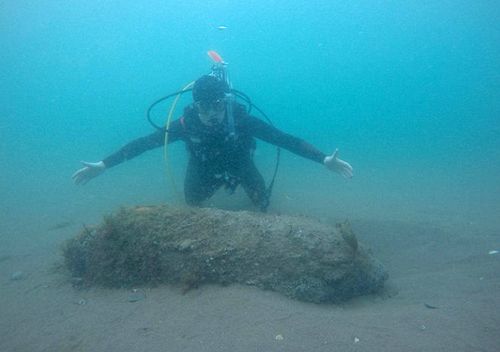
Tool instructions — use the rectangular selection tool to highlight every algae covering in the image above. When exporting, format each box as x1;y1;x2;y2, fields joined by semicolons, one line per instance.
63;206;388;303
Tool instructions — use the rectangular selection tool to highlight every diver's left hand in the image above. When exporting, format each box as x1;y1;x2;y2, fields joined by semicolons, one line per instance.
324;149;353;179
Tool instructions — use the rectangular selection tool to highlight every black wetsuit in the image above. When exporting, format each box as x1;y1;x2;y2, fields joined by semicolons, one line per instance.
103;103;326;210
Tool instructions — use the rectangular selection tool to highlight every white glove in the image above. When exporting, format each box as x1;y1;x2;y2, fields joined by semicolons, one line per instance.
72;161;106;185
324;149;353;179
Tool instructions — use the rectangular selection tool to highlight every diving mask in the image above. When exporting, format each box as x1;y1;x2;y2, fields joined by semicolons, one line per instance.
195;98;226;126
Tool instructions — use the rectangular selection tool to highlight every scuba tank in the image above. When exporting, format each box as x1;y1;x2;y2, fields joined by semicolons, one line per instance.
207;50;235;139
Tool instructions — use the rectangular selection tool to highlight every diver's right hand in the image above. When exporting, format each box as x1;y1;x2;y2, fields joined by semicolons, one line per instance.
72;161;106;185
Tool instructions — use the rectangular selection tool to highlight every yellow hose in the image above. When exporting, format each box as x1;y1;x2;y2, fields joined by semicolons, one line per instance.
163;81;195;202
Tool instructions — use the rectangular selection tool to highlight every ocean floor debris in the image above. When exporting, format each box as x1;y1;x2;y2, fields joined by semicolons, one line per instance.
63;205;388;303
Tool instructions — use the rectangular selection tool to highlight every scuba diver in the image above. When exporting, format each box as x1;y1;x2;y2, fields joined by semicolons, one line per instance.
72;73;353;212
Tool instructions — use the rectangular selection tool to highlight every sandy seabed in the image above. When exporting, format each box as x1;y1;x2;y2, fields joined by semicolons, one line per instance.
1;210;499;352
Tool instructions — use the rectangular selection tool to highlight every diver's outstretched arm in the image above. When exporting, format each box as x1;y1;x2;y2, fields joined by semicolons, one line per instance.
71;126;172;186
